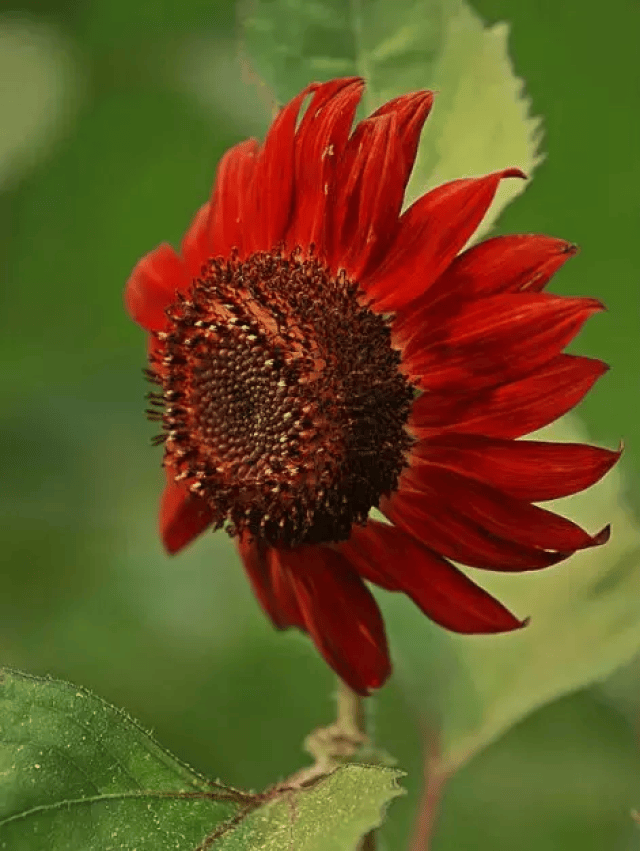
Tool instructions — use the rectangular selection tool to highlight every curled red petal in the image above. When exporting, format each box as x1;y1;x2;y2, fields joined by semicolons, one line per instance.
329;113;406;276
413;434;622;501
382;486;565;571
124;243;189;332
286;77;364;254
404;293;604;393
159;473;214;555
394;234;578;341
369;90;435;178
384;465;610;571
408;354;609;440
278;545;391;695
246;83;317;254
340;521;526;634
363;168;526;311
330;91;434;278
209;138;260;260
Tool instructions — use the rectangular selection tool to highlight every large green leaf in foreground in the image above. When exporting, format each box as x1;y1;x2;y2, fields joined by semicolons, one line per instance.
0;669;403;850
241;0;541;236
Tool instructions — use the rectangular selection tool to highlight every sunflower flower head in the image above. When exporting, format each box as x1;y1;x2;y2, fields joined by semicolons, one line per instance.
125;77;620;695
147;247;415;548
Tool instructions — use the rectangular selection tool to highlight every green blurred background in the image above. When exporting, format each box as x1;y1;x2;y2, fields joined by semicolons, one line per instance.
1;0;639;848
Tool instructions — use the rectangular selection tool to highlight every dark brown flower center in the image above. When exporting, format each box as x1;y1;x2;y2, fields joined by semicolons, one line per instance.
147;248;416;547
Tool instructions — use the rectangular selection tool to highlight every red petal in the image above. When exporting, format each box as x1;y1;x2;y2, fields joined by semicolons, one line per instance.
369;90;435;179
383;466;610;571
279;545;391;695
413;434;621;501
209;138;260;260
159;474;214;555
408;354;609;439
286;77;364;254
364;168;526;311
245;83;317;254
329;113;406;277
394;234;578;341
329;90;434;278
267;548;306;630
181;201;212;278
236;535;297;630
124;243;189;332
383;487;565;571
404;293;604;393
340;521;525;634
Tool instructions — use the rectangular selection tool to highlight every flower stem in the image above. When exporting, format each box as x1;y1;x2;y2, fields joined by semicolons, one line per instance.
334;679;375;851
282;676;369;789
335;676;367;740
279;678;378;848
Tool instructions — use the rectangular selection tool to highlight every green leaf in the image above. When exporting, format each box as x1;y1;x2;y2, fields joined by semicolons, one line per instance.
0;669;403;850
379;415;640;776
216;765;404;851
240;0;541;235
0;668;239;850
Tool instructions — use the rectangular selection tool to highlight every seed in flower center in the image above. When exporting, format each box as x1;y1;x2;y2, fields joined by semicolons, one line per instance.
147;247;416;548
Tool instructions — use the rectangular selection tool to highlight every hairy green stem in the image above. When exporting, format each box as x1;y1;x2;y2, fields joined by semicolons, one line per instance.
335;677;366;739
335;680;375;851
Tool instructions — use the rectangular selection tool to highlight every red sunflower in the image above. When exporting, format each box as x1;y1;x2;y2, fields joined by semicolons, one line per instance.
125;77;620;695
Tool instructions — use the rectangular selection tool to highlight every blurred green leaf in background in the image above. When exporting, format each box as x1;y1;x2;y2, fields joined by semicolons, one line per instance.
1;0;639;848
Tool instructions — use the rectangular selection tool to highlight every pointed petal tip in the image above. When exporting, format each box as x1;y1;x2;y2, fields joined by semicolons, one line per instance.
602;440;624;474
556;521;613;557
341;77;366;101
493;609;531;633
503;167;528;180
479;609;529;635
414;88;436;107
547;237;579;262
322;75;364;93
359;664;392;695
578;296;607;316
592;524;612;546
161;520;184;555
402;89;436;124
583;356;610;380
162;537;180;556
314;76;365;101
